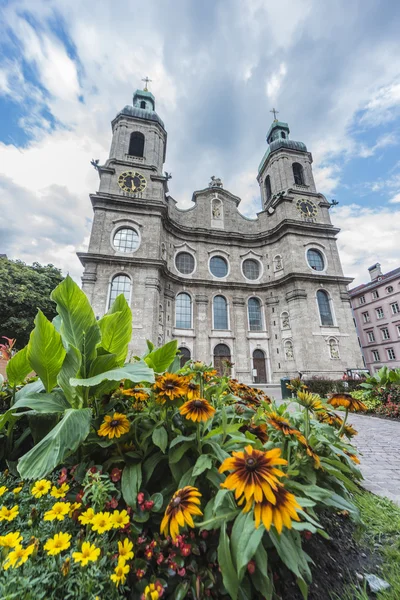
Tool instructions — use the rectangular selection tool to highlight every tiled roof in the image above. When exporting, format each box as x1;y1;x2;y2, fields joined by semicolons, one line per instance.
349;266;400;296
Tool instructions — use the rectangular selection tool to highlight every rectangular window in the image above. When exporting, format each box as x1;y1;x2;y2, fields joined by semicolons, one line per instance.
387;348;396;360
372;290;379;299
372;350;380;362
367;331;375;342
391;302;400;315
376;307;384;319
362;312;370;323
381;327;390;340
359;296;366;305
397;325;400;337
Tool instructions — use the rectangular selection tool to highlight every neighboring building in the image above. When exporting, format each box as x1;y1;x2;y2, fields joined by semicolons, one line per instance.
78;85;363;385
349;264;400;373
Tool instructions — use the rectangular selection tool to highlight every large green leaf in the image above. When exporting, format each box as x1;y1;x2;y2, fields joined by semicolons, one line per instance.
27;310;66;392
98;294;132;366
252;544;273;599
17;408;92;480
122;463;142;507
70;360;154;387
192;454;213;477
88;353;119;377
12;391;70;414
6;346;32;386
152;426;168;453
269;529;312;581
218;522;239;600
144;340;178;373
51;275;101;376
231;511;264;582
57;345;82;406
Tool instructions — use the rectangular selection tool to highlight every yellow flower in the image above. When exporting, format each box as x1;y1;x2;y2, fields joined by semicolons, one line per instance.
117;538;134;562
153;373;190;403
3;544;34;570
61;557;71;576
51;483;70;498
251;486;302;534
110;509;130;529
143;583;162;600
13;486;23;495
91;511;113;534
44;532;72;556
31;479;51;498
186;381;201;400
328;393;367;412
0;505;19;522
97;413;130;439
78;507;95;525
72;541;101;566
0;486;8;497
43;502;71;521
296;391;324;412
161;486;203;541
0;532;22;548
179;398;216;422
110;559;130;586
68;502;82;517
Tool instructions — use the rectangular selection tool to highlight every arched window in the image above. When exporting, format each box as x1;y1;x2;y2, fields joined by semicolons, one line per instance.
317;290;334;326
108;274;131;309
175;293;192;329
213;295;228;330
248;298;262;331
253;349;267;383
307;249;325;271
292;162;305;185
113;227;140;252
214;343;231;376
265;175;272;202
179;346;191;368
140;100;146;109
281;132;286;139
128;132;145;157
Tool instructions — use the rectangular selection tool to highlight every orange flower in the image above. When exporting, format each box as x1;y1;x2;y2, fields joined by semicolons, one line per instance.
328;393;367;412
160;487;202;541
179;398;216;422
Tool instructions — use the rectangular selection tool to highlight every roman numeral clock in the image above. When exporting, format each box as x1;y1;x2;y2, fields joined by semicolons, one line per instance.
118;171;147;193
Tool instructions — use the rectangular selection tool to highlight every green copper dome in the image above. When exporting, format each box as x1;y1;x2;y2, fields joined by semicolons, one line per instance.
258;119;307;174
116;89;165;128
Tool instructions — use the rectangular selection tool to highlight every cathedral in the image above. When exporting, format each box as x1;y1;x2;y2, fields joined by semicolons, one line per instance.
78;85;364;385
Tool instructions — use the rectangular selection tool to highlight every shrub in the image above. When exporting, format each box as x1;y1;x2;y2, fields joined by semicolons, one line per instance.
375;401;400;419
304;378;361;397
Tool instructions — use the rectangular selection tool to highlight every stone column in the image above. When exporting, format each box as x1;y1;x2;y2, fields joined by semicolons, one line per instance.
285;288;308;376
232;296;250;382
194;294;209;363
144;276;161;348
264;296;280;382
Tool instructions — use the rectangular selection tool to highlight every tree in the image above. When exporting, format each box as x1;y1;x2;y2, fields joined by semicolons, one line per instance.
0;257;64;348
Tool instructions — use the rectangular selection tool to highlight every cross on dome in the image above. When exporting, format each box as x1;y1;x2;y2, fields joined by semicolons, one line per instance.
270;108;279;121
142;76;152;91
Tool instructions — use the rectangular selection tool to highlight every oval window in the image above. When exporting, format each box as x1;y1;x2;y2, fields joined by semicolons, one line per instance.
175;252;195;274
210;256;228;278
243;259;260;280
307;249;325;271
113;227;140;252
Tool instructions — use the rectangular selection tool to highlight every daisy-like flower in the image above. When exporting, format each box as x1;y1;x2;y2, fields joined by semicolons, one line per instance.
219;445;287;504
51;483;70;498
342;423;358;438
316;410;343;429
328;393;367;412
0;531;22;548
44;532;72;556
266;412;306;444
304;444;321;468
142;582;163;600
239;423;269;443
186;381;201;400
296;391;324;412
110;509;130;529
160;486;203;541
122;386;149;402
179;398;216;422
110;559;130;586
98;413;130;439
13;486;23;495
118;538;134;562
72;541;101;566
43;502;71;521
91;511;113;534
249;485;302;534
31;479;51;498
78;507;95;525
153;373;189;403
0;486;8;497
3;543;34;570
0;505;19;521
68;502;82;517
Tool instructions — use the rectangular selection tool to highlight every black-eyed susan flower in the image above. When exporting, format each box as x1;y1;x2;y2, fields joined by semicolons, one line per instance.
43;502;71;522
44;532;72;556
110;559;130;586
328;393;367;412
0;505;19;522
118;538;134;562
160;486;202;541
3;543;34;570
296;391;324;412
342;423;358;438
266;413;307;445
186;381;201;400
50;483;70;498
316;410;343;429
0;531;22;548
78;507;95;525
122;386;149;402
98;412;130;439
154;373;189;402
304;443;321;468
219;445;287;504
72;541;101;566
31;479;51;498
239;423;269;443
179;398;216;422
249;485;302;534
110;509;130;529
91;511;113;534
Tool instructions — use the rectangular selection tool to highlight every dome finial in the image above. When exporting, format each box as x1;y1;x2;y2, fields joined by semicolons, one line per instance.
270;107;279;121
142;76;152;92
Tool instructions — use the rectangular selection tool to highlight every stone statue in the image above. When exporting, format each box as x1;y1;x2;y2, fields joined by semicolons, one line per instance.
275;256;283;270
329;339;339;359
212;200;222;219
161;243;167;260
209;175;223;188
282;314;290;329
285;343;294;360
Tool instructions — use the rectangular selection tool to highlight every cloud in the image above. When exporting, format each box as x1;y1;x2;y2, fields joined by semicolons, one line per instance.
266;63;287;100
389;192;400;204
359;81;400;125
358;132;398;158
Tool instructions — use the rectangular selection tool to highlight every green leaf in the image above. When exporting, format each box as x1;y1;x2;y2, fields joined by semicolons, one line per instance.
27;310;66;392
144;339;178;373
218;523;239;600
88;353;119;377
57;345;82;406
169;442;192;465
152;426;168;453
98;294;132;366
122;463;142;507
192;454;213;477
296;578;309;600
169;434;196;448
174;582;190;600
231;511;264;582
143;452;165;484
70;360;155;387
51;275;101;375
269;529;312;581
17;408;91;479
197;509;239;531
12;391;70;414
6;346;32;386
150;492;163;512
252;544;273;599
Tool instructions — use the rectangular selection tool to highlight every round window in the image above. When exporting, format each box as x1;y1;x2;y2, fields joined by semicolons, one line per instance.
175;252;195;274
210;256;228;278
243;259;260;280
113;227;140;252
307;249;325;271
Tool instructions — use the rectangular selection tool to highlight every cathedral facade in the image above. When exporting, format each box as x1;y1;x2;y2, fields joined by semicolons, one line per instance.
78;87;363;385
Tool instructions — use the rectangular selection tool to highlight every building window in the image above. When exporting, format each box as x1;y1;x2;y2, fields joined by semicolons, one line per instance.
265;175;272;202
359;296;366;305
213;295;228;330
108;275;131;308
317;290;334;326
376;307;384;319
128;131;145;157
367;331;375;342
214;343;231;376
307;249;325;271
140;100;146;109
113;227;140;252
372;290;379;299
248;298;263;331
175;293;192;329
387;348;396;361
178;347;191;368
381;327;390;340
175;252;195;274
386;286;394;293
210;256;228;278
362;311;370;323
253;349;267;383
391;302;399;315
397;325;400;337
281;132;286;139
372;350;380;362
243;259;260;280
292;162;305;185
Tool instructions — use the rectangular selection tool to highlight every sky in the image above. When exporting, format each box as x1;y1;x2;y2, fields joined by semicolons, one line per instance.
0;0;400;287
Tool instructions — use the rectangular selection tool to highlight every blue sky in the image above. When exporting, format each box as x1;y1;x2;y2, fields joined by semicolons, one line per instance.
0;0;400;285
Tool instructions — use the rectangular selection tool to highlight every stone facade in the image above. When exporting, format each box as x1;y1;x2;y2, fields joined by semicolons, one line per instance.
78;88;364;384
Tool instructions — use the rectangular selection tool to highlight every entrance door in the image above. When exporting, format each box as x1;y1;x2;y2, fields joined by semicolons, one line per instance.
214;344;232;377
253;349;267;383
179;347;191;368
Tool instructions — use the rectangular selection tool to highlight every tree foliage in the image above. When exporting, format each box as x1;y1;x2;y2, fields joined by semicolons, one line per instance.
0;257;63;348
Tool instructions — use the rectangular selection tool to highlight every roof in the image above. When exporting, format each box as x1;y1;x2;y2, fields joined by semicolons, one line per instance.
258;138;308;174
349;266;400;296
116;105;165;128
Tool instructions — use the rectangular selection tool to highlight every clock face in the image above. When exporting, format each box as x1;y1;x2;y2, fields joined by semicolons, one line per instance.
296;199;317;218
118;171;147;193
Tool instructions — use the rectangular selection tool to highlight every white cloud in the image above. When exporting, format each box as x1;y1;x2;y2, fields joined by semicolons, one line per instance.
358;132;398;158
389;192;400;204
360;81;400;125
266;63;287;100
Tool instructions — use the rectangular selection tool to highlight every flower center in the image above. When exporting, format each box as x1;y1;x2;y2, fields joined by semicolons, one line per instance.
245;457;257;470
165;382;176;389
111;419;120;427
193;400;203;408
172;496;181;507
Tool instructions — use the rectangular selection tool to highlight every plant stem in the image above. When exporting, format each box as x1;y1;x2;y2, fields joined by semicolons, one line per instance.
304;408;310;442
338;408;349;437
196;423;202;454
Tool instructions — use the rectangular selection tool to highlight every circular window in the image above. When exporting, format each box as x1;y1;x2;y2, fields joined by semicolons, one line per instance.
175;252;195;274
386;286;394;293
243;259;260;280
307;249;325;271
210;256;228;278
113;227;140;252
